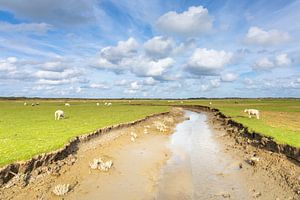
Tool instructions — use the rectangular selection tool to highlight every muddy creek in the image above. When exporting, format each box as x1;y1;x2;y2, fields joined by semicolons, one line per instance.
157;111;251;199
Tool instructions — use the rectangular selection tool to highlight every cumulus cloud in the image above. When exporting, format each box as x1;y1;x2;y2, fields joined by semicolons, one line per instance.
143;77;158;85
245;27;291;46
0;57;17;72
185;48;233;76
252;53;292;70
131;57;174;77
221;73;238;82
156;6;213;37
143;36;174;58
130;81;140;90
98;37;139;67
94;37;174;79
0;22;52;34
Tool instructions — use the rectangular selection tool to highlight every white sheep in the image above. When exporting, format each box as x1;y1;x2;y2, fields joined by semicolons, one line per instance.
55;110;65;120
107;102;112;106
24;102;27;106
104;102;108;106
209;102;212;105
244;109;260;119
65;103;70;107
96;102;100;106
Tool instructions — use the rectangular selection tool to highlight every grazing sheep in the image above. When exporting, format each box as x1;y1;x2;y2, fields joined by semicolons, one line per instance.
31;103;35;106
55;110;65;120
244;109;260;119
96;102;100;106
209;102;212;105
107;102;112;106
65;103;70;107
104;102;108;106
23;102;27;106
36;102;39;106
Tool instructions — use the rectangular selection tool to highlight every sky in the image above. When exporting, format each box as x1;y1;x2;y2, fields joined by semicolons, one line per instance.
0;0;299;98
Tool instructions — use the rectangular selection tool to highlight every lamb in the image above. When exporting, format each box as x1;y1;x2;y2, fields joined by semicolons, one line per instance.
65;103;70;107
55;110;65;120
244;109;260;119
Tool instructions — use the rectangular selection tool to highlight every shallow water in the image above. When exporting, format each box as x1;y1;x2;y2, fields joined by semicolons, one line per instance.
157;110;251;199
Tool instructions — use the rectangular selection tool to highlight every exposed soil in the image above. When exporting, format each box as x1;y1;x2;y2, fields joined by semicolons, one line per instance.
0;108;184;200
0;107;299;200
204;109;300;199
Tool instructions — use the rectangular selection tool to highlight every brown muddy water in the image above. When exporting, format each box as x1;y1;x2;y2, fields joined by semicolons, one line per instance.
157;111;252;199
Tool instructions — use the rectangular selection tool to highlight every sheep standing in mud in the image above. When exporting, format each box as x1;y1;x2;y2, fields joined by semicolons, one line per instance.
244;109;260;119
55;110;65;120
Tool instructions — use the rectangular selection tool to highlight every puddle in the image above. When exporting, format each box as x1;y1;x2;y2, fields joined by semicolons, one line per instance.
157;110;251;199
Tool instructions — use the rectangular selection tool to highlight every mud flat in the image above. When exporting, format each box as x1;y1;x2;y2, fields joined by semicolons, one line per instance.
0;108;299;200
0;108;184;200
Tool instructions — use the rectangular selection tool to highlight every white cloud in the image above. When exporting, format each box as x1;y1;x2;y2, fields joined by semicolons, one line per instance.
156;6;213;37
41;61;68;72
90;83;109;89
0;57;17;72
245;26;290;46
143;77;158;85
275;53;291;66
36;79;72;85
114;79;128;86
143;36;174;58
221;73;238;82
186;48;233;75
99;37;139;66
252;53;292;70
34;69;81;80
130;81;140;90
131;57;174;77
0;22;52;34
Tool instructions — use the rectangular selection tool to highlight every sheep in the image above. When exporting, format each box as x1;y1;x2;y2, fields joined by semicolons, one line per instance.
23;102;27;106
244;109;260;119
31;103;35;106
104;102;108;106
65;103;70;107
209;102;212;105
130;132;138;138
96;102;100;106
107;102;112;106
55;110;65;120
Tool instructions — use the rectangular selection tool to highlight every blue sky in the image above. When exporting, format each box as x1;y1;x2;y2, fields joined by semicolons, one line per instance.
0;0;299;98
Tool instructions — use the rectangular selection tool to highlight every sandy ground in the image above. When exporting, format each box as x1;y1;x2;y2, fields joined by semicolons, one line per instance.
0;108;299;200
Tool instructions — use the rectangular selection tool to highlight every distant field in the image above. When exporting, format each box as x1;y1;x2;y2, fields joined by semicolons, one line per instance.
0;101;169;166
126;99;300;148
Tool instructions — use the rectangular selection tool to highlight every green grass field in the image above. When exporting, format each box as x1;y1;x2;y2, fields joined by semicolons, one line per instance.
0;98;299;167
124;99;300;147
0;101;169;166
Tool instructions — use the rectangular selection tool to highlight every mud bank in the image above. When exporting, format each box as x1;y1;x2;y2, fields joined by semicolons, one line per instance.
183;106;300;198
181;105;300;162
0;108;184;200
0;110;173;187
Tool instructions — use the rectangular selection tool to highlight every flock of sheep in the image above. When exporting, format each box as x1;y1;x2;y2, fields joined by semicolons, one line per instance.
23;102;113;121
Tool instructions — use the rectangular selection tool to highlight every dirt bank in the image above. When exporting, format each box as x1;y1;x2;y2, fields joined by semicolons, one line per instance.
185;106;300;199
0;108;184;199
